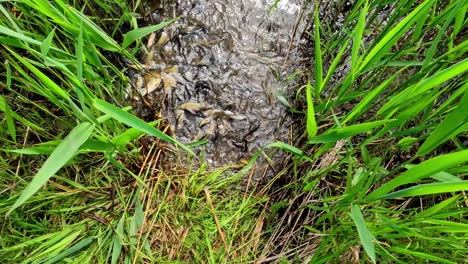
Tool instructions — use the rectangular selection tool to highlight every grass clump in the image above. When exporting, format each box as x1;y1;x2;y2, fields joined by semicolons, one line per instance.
256;0;467;262
0;0;265;263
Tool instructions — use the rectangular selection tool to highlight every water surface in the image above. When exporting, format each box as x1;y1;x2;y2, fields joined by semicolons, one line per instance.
135;0;303;171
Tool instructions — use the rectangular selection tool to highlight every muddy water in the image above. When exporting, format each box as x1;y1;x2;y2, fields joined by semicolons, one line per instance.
134;0;303;170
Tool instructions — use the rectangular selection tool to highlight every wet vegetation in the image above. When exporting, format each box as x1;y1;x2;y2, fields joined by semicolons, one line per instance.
0;0;467;263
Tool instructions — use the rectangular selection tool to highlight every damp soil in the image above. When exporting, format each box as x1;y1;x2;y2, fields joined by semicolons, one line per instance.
129;0;305;172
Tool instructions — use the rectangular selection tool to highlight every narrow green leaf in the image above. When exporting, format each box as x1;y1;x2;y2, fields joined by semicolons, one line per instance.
306;81;318;139
376;181;468;200
403;165;463;183
5;59;12;89
129;199;143;247
352;0;368;74
389;247;457;264
322;38;350;90
0;25;71;57
314;5;323;96
111;217;125;264
93;99;194;155
0;96;43;131
423;5;456;68
63;4;121;52
112;121;159;150
188;139;209;148
44;237;94;264
8;49;70;100
0;95;16;142
79;139;114;153
379;58;468;115
367;150;468;200
0;24;43;46
430;171;462;183
1;230;62;251
342;72;400;124
267;141;305;157
359;0;436;72
417;87;468;156
234;141;312;177
122;17;180;48
76;22;84;86
8;122;95;213
2;146;55;155
351;204;376;263
40;28;55;57
309;120;393;144
33;229;82;261
416;195;460;218
396;137;417;151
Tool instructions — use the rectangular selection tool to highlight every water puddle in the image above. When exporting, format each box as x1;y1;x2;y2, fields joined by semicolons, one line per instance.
129;0;304;172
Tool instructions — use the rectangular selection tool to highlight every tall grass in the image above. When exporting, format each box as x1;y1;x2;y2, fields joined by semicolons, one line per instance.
0;0;264;263
256;0;467;262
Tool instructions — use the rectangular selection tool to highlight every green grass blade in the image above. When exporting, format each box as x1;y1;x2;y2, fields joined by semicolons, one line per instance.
8;122;95;213
359;0;436;72
378;58;468;115
235;141;312;177
0;97;44;131
0;95;16;142
351;0;368;74
40;28;55;58
267;141;305;157
342;71;400;124
76;23;84;86
422;5;456;68
306;81;318;139
416;195;460;218
417;87;468;156
2;139;113;155
44;237;94;264
93;99;194;155
112;120;159;150
452;2;467;37
309;120;393;144
0;24;43;46
8;48;70;100
367;149;468;200
389;247;457;264
427;170;462;183
61;2;121;52
314;4;323;97
0;25;71;57
5;59;12;89
350;204;376;263
322;38;350;90
122;17;180;48
376;181;468;200
111;216;125;264
2;146;55;155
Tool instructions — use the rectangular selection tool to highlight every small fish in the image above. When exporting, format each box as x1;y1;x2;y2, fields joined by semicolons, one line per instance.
211;110;246;121
155;32;169;47
175;109;185;128
205;123;218;140
146;32;157;49
141;76;162;95
177;102;210;114
192;130;206;141
199;116;212;127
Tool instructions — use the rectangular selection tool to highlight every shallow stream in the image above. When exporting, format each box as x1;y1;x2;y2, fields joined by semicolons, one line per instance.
130;0;304;171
